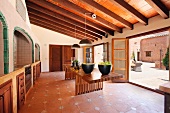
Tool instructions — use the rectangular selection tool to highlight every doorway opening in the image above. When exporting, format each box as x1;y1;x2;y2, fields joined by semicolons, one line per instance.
129;31;169;89
94;43;109;68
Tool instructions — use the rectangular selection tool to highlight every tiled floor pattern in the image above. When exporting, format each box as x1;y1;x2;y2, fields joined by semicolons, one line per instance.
19;72;164;113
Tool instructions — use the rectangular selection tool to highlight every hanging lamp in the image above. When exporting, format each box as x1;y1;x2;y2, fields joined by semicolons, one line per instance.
72;25;80;49
79;13;92;46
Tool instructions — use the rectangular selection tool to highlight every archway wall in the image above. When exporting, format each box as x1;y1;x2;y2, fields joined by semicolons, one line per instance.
14;30;33;69
0;0;40;73
0;21;4;75
35;43;40;62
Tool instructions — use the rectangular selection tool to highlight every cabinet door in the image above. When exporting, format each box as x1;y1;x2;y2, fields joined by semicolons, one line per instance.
0;80;12;113
3;89;12;113
0;96;4;113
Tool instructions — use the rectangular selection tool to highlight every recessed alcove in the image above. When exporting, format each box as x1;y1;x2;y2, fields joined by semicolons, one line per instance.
35;43;40;61
13;30;33;70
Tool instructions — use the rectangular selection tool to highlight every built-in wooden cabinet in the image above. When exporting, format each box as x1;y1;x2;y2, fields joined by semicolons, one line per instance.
17;72;25;110
83;46;94;63
25;66;31;93
36;62;41;78
0;79;13;113
33;66;36;85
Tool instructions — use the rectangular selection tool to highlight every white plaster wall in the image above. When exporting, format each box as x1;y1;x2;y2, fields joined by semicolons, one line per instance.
7;0;31;27
0;0;40;73
31;24;81;72
93;14;170;62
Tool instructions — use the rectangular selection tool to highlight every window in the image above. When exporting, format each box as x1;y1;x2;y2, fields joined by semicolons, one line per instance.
146;51;151;57
16;0;26;21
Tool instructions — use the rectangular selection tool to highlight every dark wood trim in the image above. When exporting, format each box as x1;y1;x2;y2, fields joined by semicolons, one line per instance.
129;82;164;95
127;27;170;39
26;2;105;36
145;0;169;18
110;0;148;24
81;0;133;29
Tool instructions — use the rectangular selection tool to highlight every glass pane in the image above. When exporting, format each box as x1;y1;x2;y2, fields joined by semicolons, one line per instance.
114;60;125;68
86;53;92;58
86;48;92;52
114;50;125;59
114;70;125;75
86;57;92;63
114;40;125;49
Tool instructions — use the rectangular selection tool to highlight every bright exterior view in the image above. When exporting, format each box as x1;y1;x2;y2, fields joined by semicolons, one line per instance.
129;31;169;89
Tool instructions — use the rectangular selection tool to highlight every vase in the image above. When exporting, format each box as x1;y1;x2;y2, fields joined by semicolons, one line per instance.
98;65;112;75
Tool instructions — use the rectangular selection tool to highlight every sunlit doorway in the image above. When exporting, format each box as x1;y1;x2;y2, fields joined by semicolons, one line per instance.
94;44;103;68
129;31;169;89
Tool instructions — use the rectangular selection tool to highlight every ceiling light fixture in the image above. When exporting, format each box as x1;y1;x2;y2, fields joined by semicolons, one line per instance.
79;13;92;46
72;25;80;49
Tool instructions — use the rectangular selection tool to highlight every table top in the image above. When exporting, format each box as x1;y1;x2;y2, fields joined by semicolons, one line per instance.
159;82;170;94
76;68;123;83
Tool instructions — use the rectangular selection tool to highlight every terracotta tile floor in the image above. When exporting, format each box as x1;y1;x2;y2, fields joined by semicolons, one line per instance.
19;72;164;113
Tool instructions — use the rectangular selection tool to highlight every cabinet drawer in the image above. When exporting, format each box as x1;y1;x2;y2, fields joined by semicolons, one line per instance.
18;75;24;83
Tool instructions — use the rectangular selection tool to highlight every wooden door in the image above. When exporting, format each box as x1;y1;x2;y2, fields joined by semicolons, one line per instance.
49;45;62;71
0;80;12;113
0;95;4;113
112;38;129;82
62;46;75;65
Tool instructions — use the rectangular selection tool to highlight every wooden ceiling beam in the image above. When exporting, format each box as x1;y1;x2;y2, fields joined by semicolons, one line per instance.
47;0;121;33
27;0;114;35
31;21;84;40
80;0;133;29
26;2;105;36
145;0;169;18
110;0;148;25
28;10;101;39
30;17;97;41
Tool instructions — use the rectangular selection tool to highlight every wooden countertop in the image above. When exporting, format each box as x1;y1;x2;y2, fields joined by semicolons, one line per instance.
159;82;170;94
76;68;123;83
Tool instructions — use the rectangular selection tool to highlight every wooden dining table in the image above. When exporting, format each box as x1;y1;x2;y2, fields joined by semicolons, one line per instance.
74;68;123;95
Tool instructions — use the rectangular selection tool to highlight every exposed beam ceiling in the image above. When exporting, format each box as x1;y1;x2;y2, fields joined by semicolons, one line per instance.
31;20;94;41
110;0;148;25
25;0;170;41
145;0;169;18
48;0;122;33
30;16;98;40
28;0;114;35
28;10;101;39
80;0;133;29
27;2;105;37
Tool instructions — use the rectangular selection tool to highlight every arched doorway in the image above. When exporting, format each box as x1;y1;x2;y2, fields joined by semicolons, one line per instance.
0;12;9;75
35;43;40;61
13;27;34;70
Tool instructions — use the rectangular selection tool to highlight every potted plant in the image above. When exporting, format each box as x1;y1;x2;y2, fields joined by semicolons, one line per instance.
82;63;95;74
98;61;112;75
163;48;169;70
72;59;79;67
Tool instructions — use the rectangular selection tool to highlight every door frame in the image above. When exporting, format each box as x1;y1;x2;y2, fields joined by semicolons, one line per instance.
112;38;129;82
49;45;62;72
